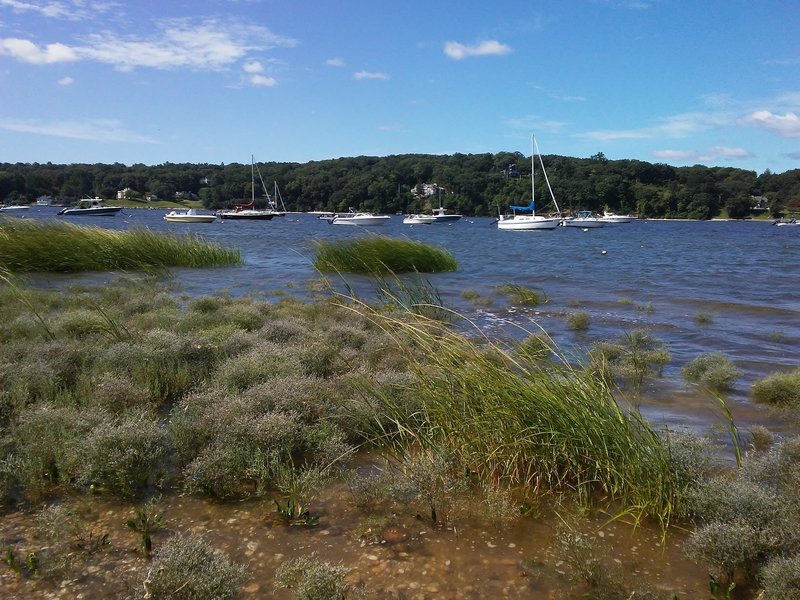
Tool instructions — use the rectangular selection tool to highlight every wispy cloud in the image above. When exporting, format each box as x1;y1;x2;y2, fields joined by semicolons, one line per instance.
0;0;116;21
580;112;729;141
443;40;511;60
652;145;752;164
0;38;78;63
353;70;389;80
742;110;800;138
243;61;263;74
326;57;345;67
503;114;568;134
58;76;74;85
0;19;297;71
0;117;157;143
249;74;277;87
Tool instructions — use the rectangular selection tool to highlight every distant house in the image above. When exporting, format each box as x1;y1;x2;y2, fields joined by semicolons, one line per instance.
174;191;199;200
750;195;769;211
117;187;134;200
410;183;444;199
145;193;159;202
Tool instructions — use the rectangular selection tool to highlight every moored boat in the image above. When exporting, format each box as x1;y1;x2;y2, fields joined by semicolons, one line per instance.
57;198;122;216
599;211;636;223
403;214;436;225
498;133;563;231
163;208;217;223
563;210;605;228
330;211;390;226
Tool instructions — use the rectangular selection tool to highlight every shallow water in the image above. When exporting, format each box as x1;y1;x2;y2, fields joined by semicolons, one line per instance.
4;209;797;597
18;208;800;439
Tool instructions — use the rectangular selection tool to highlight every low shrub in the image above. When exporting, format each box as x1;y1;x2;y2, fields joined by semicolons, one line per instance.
752;369;800;408
759;553;800;599
566;310;590;331
682;352;741;392
141;532;248;600
274;552;352;599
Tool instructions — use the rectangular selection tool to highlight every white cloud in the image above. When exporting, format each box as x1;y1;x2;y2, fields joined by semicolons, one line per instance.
1;19;297;72
710;145;752;159
326;57;345;67
0;117;156;143
652;150;698;160
742;110;800;138
581;112;728;141
652;145;752;164
353;70;389;80
58;76;74;85
243;61;264;74
443;40;511;60
249;74;277;87
0;0;115;21
0;38;78;63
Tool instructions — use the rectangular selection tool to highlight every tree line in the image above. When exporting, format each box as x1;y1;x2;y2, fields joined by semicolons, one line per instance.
1;153;798;219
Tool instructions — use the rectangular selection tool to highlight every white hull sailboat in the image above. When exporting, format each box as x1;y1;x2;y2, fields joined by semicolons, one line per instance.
497;133;562;231
216;156;277;221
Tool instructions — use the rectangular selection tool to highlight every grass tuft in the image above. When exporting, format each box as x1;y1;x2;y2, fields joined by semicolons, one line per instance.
312;235;457;274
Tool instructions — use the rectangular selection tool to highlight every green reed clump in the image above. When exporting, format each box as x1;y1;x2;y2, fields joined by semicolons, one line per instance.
0;220;240;272
683;352;741;392
589;330;671;392
353;302;684;526
751;369;800;408
566;310;590;331
498;283;547;305
312;235;457;274
141;532;248;600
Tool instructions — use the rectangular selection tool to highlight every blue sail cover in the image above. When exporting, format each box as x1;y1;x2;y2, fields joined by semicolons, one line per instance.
509;200;535;211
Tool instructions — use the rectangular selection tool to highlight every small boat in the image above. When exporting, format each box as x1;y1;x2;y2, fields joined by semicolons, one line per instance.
0;204;31;213
57;197;122;216
163;208;217;223
774;218;798;227
430;205;462;223
403;214;435;225
216;156;277;221
498;133;563;231
599;211;636;223
329;210;390;226
563;210;605;228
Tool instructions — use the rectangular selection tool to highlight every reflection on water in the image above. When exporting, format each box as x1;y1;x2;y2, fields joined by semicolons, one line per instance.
17;208;800;438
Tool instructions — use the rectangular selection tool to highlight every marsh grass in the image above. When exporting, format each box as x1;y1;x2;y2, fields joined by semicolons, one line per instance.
498;283;547;305
312;235;457;274
274;552;355;599
0;220;241;272
751;369;800;408
683;353;741;393
346;301;685;527
566;310;590;331
589;330;671;392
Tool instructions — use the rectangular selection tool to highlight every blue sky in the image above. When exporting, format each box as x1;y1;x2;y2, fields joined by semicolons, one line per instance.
0;0;798;174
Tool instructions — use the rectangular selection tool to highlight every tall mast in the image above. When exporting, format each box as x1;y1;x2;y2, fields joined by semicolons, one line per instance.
531;133;536;216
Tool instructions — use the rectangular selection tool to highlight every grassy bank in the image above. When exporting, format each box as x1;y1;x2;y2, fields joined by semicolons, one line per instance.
0;219;241;272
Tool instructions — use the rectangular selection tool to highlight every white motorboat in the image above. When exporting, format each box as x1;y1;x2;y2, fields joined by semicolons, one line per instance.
599;211;636;223
498;133;563;231
0;204;31;213
217;156;278;221
57;197;122;216
328;210;390;226
775;218;798;227
403;214;435;225
563;210;605;228
430;205;462;223
163;208;217;223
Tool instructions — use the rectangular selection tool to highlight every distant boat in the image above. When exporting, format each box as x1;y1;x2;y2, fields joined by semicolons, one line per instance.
0;204;31;213
163;208;217;223
403;213;435;225
327;210;390;226
599;211;636;223
497;133;563;231
216;156;277;221
563;210;605;228
57;197;122;216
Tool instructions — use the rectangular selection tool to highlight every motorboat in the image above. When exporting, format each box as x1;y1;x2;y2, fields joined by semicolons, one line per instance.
328;211;390;226
57;197;122;216
403;214;435;225
775;218;798;227
563;210;605;228
498;133;563;231
430;206;462;223
599;211;636;223
0;204;31;213
163;208;217;223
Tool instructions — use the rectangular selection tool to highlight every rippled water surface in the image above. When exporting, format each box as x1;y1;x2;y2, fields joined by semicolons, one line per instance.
22;207;799;437
4;207;799;597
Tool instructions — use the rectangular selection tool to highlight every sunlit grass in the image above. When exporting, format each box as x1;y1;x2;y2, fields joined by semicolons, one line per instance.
312;235;457;274
0;219;241;272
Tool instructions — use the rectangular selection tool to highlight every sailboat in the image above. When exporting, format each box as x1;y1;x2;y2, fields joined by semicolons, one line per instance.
497;133;562;231
216;156;276;221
